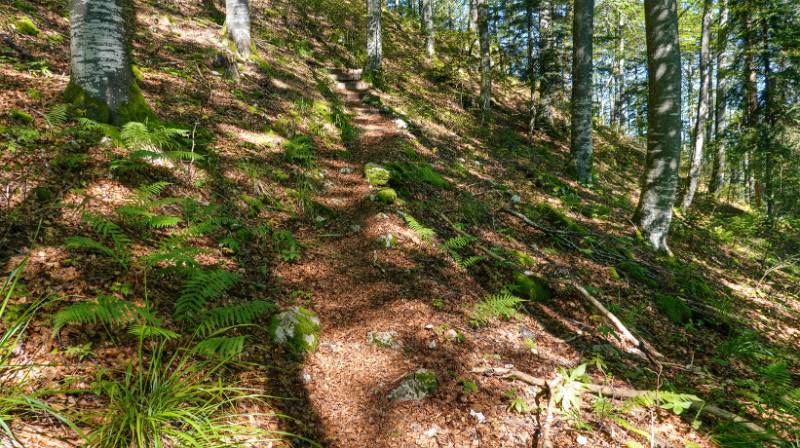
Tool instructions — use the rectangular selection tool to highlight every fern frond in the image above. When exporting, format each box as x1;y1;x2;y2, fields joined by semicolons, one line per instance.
165;151;204;162
147;215;182;228
134;181;172;199
176;269;240;321
442;234;474;251
470;293;525;327
53;296;142;334
197;300;274;336
192;336;246;358
140;246;205;268
129;324;180;340
402;213;436;240
83;213;131;249
64;236;117;259
44;104;69;127
458;255;485;269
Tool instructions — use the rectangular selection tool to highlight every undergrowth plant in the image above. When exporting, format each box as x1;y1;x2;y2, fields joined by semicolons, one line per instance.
469;292;525;327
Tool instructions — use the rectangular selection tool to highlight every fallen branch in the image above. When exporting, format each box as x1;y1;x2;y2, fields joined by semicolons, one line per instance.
439;212;658;363
473;366;777;441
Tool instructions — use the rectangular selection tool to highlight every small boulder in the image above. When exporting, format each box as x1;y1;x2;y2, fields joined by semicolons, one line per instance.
388;369;438;401
367;330;400;348
377;233;398;248
268;307;320;356
364;162;391;186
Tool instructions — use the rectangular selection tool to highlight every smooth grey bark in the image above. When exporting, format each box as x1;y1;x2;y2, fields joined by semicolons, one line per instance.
536;0;556;128
634;0;682;253
709;0;730;196
366;0;383;74
477;0;491;117
422;0;434;58
468;0;478;32
225;0;251;58
570;0;594;184
681;0;712;210
68;0;135;123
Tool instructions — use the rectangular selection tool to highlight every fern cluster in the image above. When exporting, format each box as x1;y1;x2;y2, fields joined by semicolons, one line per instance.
470;293;525;327
110;121;202;172
176;268;240;321
442;234;484;268
64;214;132;268
53;295;149;335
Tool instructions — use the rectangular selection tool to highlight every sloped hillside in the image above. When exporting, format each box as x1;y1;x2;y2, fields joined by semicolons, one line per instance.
0;0;798;447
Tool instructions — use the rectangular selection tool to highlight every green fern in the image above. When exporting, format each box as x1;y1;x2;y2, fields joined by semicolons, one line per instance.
53;296;144;335
458;255;485;269
442;234;474;251
175;268;240;321
140;246;205;268
192;335;246;358
196;300;274;336
470;293;525;327
64;214;131;268
128;324;180;340
44;104;69;127
402;213;436;240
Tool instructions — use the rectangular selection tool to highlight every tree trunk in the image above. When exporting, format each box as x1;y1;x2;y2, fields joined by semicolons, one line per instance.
709;0;730;196
477;0;491;118
613;11;625;132
366;0;383;75
468;0;478;32
681;0;712;210
65;0;150;124
761;17;775;218
634;0;682;253
225;0;251;58
422;0;434;59
526;0;537;138
536;0;556;128
570;0;594;184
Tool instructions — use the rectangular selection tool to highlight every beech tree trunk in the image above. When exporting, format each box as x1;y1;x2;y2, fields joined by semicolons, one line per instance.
634;0;682;253
422;0;434;59
613;11;625;132
366;0;383;74
709;0;730;196
66;0;147;124
681;0;712;210
570;0;594;184
477;0;491;117
225;0;251;58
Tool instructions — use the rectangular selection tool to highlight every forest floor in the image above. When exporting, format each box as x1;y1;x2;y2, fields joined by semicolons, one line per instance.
1;0;799;447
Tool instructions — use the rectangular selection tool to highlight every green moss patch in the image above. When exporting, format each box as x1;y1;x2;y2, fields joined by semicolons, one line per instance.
512;272;552;302
14;16;40;36
655;294;692;324
364;162;391;186
376;187;397;204
268;306;320;357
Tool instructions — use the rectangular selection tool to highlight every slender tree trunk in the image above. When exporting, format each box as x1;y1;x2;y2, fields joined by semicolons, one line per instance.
422;0;434;59
65;0;150;124
613;11;625;132
468;0;478;32
681;0;712;210
366;0;383;75
634;0;682;253
526;0;537;138
709;0;730;196
477;0;491;118
225;0;251;58
570;0;594;184
761;17;775;218
536;0;556;128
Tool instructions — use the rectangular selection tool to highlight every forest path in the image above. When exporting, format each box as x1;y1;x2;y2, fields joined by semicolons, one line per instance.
269;69;520;447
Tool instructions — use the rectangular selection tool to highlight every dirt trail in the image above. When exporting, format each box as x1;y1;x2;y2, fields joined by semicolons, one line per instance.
267;70;573;448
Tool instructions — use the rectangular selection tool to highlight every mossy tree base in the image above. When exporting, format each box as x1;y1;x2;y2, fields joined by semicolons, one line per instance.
64;80;156;125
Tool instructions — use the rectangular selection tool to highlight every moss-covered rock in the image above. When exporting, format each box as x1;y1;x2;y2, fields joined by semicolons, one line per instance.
512;272;552;302
268;307;320;357
376;187;397;204
655;294;692;324
388;369;438;401
364;162;391;186
14;16;40;36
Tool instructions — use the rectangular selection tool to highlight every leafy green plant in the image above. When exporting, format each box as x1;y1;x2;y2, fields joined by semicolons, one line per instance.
65;214;133;269
116;182;182;229
110;121;201;172
401;213;436;240
272;229;301;261
175;268;240;321
470;293;525;327
53;295;150;336
553;363;589;412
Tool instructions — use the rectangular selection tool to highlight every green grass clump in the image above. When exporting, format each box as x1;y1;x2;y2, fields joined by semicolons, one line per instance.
283;134;315;164
14;16;40;36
